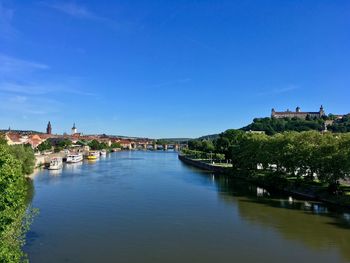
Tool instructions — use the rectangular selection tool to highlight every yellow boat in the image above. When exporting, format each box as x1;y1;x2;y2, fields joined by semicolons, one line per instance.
86;151;99;160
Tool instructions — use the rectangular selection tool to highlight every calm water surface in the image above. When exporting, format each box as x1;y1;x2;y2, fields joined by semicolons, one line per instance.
25;151;350;263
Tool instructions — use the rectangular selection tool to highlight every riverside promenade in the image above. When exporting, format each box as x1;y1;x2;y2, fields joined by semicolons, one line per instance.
178;154;350;209
178;154;232;174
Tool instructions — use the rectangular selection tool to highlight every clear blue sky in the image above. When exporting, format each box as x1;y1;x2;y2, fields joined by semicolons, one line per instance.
1;0;349;138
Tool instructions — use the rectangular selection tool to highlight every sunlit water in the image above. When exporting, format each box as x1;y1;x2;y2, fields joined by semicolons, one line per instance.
25;151;350;263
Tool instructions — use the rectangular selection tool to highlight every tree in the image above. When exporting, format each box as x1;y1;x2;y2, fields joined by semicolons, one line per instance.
88;140;107;150
37;140;52;152
111;142;121;149
0;144;30;262
8;144;35;175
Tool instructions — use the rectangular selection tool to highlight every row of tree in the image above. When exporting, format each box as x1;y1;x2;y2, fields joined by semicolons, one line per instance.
188;130;350;190
241;117;325;135
37;139;123;152
0;136;35;262
181;149;225;162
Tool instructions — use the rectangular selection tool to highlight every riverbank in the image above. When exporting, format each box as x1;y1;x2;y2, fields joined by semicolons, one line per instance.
178;154;350;209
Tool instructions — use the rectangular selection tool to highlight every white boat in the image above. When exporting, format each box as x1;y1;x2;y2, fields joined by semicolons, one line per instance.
100;150;107;156
66;153;83;163
48;157;63;170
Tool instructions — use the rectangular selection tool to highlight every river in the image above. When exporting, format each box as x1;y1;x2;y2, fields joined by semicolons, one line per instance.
25;151;350;263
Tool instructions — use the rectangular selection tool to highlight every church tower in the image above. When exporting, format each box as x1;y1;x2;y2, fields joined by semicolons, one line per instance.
46;121;52;134
72;123;77;135
319;105;325;117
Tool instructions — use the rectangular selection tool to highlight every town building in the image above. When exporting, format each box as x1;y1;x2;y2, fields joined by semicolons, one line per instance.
72;123;77;135
271;106;325;119
46;121;52;134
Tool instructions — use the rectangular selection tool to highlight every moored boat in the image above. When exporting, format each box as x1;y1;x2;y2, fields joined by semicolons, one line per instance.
66;153;83;163
87;151;99;160
48;157;63;170
100;149;107;156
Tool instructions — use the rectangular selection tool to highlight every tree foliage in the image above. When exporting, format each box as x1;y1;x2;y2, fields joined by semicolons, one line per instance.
88;139;108;150
37;140;52;152
7;144;35;175
110;142;121;149
328;114;350;133
241;117;325;135
0;140;34;262
188;130;350;191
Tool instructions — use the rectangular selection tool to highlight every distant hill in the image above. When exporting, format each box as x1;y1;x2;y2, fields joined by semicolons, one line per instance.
0;129;43;134
197;134;219;140
241;117;325;135
157;138;193;143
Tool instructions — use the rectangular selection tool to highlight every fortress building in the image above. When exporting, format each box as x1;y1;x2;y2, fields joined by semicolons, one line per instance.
271;106;325;119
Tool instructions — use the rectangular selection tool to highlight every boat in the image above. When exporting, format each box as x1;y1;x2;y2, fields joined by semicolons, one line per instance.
66;153;83;163
87;151;99;160
48;157;63;170
100;149;107;156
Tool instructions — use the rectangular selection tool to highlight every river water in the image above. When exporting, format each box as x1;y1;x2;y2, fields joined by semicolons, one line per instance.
25;151;350;263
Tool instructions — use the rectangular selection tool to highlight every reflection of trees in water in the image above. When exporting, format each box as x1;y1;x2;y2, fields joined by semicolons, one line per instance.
213;176;350;262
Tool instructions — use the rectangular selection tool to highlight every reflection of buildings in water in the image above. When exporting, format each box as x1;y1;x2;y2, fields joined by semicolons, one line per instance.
312;203;328;214
48;169;61;176
65;162;83;172
344;213;350;222
256;187;270;197
303;201;312;210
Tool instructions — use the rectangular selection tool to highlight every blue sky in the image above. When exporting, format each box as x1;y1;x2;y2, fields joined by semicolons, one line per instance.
0;0;349;138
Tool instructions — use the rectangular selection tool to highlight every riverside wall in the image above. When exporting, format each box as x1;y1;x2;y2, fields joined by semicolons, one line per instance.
178;154;230;174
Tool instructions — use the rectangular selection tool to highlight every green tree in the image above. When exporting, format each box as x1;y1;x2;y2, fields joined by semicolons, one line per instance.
8;145;35;175
0;145;31;262
37;140;52;152
111;142;121;148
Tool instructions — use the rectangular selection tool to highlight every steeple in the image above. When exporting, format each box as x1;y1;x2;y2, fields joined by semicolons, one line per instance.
320;105;325;116
46;121;52;134
71;123;77;135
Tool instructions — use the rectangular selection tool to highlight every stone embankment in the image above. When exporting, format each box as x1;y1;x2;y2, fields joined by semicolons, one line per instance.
178;154;231;173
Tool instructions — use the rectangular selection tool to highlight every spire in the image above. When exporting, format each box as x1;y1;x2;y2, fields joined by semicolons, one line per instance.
46;121;52;134
72;123;76;129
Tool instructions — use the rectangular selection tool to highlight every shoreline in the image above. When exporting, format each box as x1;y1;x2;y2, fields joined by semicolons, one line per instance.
178;154;350;210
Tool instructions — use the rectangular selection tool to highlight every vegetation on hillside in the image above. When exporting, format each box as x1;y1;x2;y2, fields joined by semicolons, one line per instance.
328;115;350;133
241;117;325;135
240;114;350;135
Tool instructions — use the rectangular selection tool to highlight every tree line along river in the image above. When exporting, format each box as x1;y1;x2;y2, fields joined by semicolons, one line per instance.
24;151;350;263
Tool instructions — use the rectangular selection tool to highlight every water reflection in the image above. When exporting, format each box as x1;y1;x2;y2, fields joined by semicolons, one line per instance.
213;175;350;261
25;152;350;263
48;169;61;176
